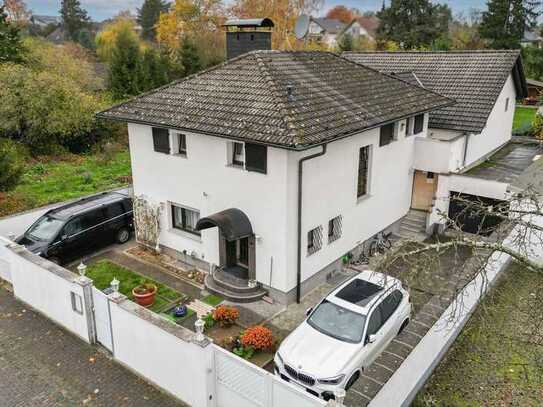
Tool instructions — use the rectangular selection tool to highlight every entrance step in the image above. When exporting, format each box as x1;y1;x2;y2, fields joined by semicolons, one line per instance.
397;210;428;241
187;299;215;318
204;273;267;303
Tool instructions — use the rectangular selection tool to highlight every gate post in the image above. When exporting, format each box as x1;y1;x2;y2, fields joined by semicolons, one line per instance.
75;275;96;344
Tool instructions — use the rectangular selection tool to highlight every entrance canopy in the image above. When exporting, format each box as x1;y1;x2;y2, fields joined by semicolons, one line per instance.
195;208;253;241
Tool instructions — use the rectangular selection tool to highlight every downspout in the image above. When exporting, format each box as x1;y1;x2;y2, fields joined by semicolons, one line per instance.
462;133;470;168
296;144;327;303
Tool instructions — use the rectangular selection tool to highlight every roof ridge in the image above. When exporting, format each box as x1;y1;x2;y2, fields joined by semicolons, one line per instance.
343;49;521;55
252;52;302;144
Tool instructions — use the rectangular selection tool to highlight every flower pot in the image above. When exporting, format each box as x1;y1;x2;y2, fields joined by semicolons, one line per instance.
132;284;157;307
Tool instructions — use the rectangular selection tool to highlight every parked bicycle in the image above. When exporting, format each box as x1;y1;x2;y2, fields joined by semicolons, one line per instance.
368;231;393;257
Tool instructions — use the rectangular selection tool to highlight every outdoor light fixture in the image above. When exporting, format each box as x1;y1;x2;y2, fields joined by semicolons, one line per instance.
195;317;205;342
77;262;87;277
110;277;120;293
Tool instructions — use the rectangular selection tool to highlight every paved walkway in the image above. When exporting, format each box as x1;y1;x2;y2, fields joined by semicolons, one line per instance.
0;285;187;407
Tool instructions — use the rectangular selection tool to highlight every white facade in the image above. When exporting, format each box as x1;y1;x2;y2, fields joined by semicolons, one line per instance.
128;114;429;300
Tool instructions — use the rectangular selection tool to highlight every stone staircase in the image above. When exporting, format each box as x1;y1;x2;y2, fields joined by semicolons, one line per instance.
397;209;428;241
204;269;267;303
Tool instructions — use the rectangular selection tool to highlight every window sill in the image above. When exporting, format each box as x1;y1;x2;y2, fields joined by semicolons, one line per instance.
357;194;372;205
172;153;188;159
226;163;245;170
169;227;202;242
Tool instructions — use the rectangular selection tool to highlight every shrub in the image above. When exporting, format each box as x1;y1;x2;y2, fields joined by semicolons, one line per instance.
513;122;534;137
240;325;274;351
233;344;254;360
0;139;24;192
203;312;215;330
212;305;239;327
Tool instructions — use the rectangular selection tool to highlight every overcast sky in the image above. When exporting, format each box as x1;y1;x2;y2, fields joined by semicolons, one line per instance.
27;0;489;22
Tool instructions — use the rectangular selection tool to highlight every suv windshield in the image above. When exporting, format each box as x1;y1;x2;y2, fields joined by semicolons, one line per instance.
307;300;366;343
27;216;64;242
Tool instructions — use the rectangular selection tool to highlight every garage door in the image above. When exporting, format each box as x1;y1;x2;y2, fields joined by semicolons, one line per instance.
448;192;507;236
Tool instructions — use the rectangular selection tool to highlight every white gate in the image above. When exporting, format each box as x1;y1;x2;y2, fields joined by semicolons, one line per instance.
92;287;114;353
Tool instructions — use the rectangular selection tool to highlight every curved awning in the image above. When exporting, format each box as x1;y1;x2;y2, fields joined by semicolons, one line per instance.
195;208;253;241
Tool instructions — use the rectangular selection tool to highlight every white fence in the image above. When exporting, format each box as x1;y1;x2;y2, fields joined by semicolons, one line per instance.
214;345;326;407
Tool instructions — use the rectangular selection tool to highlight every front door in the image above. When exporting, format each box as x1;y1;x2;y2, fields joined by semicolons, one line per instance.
225;238;249;268
411;170;438;211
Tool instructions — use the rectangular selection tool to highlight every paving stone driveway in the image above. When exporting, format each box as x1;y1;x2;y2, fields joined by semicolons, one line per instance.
0;285;187;407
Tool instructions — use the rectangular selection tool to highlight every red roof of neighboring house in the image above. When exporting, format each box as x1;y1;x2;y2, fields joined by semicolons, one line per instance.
357;16;380;36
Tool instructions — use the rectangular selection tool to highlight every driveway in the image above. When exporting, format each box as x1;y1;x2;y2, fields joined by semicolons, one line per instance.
0;284;187;407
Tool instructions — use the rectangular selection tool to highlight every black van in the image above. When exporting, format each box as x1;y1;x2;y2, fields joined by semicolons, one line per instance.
16;192;133;264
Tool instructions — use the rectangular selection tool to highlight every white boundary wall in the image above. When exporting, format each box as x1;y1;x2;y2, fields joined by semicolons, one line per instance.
0;237;13;282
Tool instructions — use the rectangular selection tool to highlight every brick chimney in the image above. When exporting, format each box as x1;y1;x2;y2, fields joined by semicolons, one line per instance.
222;18;274;60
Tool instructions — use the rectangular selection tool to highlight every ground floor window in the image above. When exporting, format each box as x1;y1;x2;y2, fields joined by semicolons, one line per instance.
172;204;200;235
307;225;323;256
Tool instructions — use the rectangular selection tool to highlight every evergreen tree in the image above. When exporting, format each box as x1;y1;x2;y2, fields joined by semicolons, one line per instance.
109;28;141;99
60;0;90;41
479;0;541;49
338;33;354;52
179;38;201;77
137;0;170;41
138;47;170;91
377;0;452;49
0;5;24;63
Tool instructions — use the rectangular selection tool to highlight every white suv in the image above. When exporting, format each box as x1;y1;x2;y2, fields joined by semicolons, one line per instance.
274;270;411;401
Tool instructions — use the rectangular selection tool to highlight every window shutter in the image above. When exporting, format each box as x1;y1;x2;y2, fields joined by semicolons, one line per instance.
152;127;170;153
379;123;395;146
245;142;267;174
414;114;425;134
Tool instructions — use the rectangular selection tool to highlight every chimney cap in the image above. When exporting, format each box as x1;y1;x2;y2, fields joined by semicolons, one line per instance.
223;18;274;29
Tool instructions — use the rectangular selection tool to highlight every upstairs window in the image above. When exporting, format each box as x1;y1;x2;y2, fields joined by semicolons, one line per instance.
152;127;170;154
413;114;425;135
406;117;414;136
175;133;187;156
357;146;371;198
328;215;343;243
379;123;396;146
307;225;323;256
228;141;267;174
231;142;245;167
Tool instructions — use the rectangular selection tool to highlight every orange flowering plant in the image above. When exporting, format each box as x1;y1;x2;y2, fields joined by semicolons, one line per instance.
212;305;239;327
240;325;274;351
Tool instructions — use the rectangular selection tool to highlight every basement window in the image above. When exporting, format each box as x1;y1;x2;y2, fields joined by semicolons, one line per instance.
328;215;343;244
152;127;170;154
307;225;323;256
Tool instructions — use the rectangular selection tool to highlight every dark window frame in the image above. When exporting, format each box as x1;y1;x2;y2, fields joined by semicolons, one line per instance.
245;142;268;174
357;146;370;198
379;123;396;147
171;204;201;236
328;215;342;243
413;114;425;135
177;133;187;156
152;127;170;154
307;226;323;256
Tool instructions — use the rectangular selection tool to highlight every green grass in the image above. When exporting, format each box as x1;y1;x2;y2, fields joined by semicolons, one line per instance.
86;260;184;313
0;148;131;218
201;294;224;307
513;106;537;131
414;263;543;406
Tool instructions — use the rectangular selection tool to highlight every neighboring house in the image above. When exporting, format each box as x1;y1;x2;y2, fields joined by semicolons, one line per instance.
97;51;452;305
521;29;543;48
343;51;528;233
29;14;62;27
526;78;543;104
308;17;372;48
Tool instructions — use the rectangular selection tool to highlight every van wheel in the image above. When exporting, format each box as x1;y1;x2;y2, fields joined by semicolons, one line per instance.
398;319;409;335
116;227;131;244
345;371;360;390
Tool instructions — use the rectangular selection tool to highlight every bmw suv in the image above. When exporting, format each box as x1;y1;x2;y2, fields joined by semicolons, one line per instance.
16;192;133;265
274;270;411;401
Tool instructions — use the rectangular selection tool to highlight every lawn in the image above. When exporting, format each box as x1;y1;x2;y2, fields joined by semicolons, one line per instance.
414;263;543;406
86;260;184;313
513;106;537;131
0;148;132;218
202;294;224;307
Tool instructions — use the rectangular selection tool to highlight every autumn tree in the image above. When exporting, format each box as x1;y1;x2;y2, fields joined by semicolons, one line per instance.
377;0;452;49
0;5;24;63
137;0;171;41
479;0;542;49
326;5;355;23
60;0;90;41
3;0;30;25
95;17;141;63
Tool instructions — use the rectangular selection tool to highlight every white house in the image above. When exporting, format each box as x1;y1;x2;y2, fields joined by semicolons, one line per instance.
308;17;372;48
98;51;452;304
344;51;528;233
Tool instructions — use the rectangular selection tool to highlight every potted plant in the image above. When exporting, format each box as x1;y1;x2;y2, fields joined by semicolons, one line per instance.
132;282;157;307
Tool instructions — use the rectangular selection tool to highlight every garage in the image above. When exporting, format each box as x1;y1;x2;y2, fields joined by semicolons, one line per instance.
448;192;507;236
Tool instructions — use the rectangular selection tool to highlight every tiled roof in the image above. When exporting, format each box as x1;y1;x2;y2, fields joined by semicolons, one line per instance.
342;50;527;133
97;51;453;149
390;71;424;87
